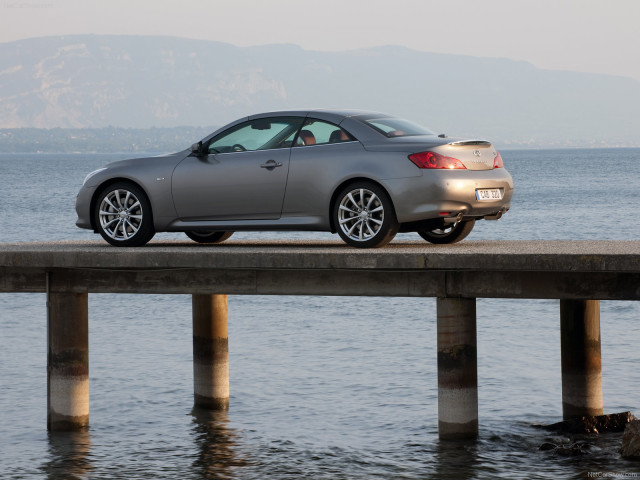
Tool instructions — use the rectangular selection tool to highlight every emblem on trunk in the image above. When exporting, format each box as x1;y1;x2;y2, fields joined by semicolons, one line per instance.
473;150;481;157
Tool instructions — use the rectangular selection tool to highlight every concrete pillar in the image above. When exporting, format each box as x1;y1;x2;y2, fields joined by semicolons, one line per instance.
437;297;478;440
47;292;89;431
193;294;229;410
560;299;603;419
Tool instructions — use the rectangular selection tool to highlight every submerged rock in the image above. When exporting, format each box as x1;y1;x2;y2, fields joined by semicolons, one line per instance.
538;441;594;456
539;442;558;451
620;420;640;459
542;411;637;434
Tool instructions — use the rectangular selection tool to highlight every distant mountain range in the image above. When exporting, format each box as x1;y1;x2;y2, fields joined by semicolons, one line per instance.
1;35;639;148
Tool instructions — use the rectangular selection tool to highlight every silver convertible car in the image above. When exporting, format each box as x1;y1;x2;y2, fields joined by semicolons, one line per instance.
76;109;513;248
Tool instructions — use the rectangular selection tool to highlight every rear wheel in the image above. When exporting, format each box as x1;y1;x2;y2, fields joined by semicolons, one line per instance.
418;219;475;244
94;182;155;247
334;182;398;248
185;231;234;244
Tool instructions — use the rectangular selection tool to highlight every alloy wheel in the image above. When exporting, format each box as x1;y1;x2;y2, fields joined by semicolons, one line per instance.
99;189;144;241
338;187;385;242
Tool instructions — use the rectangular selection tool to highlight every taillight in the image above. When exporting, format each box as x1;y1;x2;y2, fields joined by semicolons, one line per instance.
493;151;504;169
408;151;466;169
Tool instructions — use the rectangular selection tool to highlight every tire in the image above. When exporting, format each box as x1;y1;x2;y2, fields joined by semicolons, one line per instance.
334;182;398;248
94;182;155;247
185;231;234;244
417;219;475;244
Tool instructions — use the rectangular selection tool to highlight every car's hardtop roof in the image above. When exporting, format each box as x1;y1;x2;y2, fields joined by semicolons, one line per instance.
248;109;393;122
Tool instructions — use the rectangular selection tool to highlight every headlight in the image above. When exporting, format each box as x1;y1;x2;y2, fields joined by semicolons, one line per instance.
83;168;107;186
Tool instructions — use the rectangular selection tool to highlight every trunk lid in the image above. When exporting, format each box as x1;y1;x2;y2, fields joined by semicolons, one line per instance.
431;140;498;170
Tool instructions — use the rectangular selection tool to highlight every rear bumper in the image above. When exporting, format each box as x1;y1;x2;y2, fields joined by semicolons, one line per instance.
386;168;514;223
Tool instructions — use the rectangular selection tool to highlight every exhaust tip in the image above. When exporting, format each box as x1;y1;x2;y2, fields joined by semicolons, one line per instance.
484;210;503;221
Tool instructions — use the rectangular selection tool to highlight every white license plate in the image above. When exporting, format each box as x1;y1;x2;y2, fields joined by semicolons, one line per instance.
476;188;503;201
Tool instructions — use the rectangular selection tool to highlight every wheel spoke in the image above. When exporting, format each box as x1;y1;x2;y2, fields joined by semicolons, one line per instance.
127;200;140;212
339;216;357;225
339;204;358;215
365;220;376;236
346;219;361;237
111;219;123;239
124;219;139;234
101;216;119;228
366;193;378;210
121;220;129;239
346;193;358;210
114;190;124;209
103;198;118;211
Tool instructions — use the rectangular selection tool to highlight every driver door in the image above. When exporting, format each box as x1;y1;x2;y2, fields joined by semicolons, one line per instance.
172;116;304;220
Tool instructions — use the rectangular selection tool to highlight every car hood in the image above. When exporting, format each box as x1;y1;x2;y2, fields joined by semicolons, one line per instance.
102;149;190;170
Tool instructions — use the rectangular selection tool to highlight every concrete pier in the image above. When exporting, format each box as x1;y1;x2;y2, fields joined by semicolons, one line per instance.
437;297;478;440
192;294;230;410
47;291;89;431
560;299;603;419
1;240;639;435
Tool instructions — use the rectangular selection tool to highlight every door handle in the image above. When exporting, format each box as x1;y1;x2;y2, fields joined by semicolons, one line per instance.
260;160;283;170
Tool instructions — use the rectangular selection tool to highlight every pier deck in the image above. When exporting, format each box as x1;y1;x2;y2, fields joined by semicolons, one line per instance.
1;239;639;437
1;239;639;298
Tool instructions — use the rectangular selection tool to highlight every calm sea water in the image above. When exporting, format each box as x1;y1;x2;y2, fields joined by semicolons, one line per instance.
1;149;639;479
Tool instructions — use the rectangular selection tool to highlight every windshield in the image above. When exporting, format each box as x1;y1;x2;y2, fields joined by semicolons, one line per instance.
363;117;436;138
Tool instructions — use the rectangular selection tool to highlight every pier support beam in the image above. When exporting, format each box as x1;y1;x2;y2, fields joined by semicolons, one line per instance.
47;292;89;431
560;299;603;419
193;294;229;410
437;297;478;440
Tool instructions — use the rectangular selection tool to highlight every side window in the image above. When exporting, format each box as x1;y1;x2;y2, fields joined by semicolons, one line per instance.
208;116;304;153
295;119;355;146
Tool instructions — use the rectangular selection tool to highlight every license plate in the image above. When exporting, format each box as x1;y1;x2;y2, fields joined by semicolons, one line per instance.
476;188;503;201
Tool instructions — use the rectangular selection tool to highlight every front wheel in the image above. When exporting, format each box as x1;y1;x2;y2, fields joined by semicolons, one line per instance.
417;219;475;244
94;182;155;247
334;182;398;248
185;231;234;244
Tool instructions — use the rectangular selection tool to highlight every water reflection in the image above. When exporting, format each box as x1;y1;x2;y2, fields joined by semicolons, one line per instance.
432;439;479;480
191;408;248;479
42;429;92;479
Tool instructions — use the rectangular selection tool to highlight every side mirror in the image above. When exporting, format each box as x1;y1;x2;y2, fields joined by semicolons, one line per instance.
191;141;204;156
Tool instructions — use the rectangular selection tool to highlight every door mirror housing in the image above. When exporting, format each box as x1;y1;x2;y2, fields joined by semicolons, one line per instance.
191;141;204;156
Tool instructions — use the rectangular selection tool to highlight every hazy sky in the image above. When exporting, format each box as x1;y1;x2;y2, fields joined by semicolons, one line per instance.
2;0;639;81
